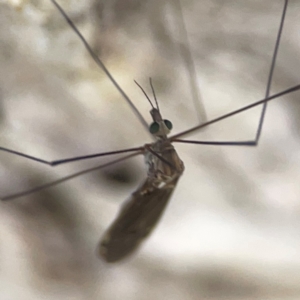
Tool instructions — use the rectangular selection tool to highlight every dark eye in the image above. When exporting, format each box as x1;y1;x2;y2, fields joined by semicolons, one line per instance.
149;122;160;134
164;119;173;130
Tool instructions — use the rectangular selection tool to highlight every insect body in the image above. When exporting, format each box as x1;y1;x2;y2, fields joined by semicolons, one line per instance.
100;108;184;262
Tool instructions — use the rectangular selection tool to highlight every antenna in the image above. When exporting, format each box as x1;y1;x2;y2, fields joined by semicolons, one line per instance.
149;78;160;111
134;80;155;109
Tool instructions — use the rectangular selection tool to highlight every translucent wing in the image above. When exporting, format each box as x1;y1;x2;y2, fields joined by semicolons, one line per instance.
98;176;180;262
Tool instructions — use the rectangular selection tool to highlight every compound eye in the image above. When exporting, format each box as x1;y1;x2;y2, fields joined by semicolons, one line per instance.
149;122;160;134
164;119;173;130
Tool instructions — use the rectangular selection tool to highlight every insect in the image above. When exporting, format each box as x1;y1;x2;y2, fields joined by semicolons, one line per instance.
1;0;299;263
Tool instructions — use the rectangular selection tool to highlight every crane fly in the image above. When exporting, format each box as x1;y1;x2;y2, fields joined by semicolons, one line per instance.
99;82;185;261
1;0;299;262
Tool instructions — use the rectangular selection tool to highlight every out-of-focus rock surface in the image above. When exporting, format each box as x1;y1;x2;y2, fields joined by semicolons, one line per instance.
0;0;300;299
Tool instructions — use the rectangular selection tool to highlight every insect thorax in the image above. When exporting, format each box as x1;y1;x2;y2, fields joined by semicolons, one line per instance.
145;140;184;187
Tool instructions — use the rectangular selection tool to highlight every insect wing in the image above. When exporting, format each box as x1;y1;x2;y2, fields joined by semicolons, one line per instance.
98;177;180;262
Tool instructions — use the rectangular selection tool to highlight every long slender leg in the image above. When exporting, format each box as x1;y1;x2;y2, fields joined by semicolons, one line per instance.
170;84;300;142
0;146;143;166
1;152;142;201
1;0;152;166
171;0;291;147
170;0;207;124
50;0;149;132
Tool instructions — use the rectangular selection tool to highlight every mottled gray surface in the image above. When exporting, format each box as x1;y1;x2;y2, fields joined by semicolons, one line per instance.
1;0;300;299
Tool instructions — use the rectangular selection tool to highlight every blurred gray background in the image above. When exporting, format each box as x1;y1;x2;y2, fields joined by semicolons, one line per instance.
1;0;300;299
